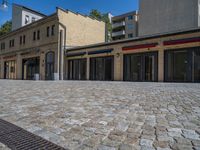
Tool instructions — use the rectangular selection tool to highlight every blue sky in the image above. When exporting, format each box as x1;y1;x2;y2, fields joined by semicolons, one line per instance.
0;0;139;26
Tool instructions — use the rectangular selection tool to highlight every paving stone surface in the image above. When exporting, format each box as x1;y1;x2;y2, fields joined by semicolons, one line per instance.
0;80;200;150
0;143;10;150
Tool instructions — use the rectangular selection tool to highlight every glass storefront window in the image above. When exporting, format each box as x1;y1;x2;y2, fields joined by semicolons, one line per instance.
193;50;200;82
124;52;158;82
165;48;200;82
68;59;86;80
90;56;114;81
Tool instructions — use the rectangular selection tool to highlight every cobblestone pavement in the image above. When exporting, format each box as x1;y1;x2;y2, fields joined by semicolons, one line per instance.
0;143;10;150
0;80;200;150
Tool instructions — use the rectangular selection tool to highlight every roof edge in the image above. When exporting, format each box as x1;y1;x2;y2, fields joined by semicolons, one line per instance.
13;3;47;17
67;27;200;51
0;13;57;40
56;7;105;23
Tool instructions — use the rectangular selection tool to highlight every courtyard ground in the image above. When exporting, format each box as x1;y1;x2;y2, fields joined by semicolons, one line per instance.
0;80;200;150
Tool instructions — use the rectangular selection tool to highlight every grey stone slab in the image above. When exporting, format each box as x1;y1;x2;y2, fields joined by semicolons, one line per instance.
0;80;199;149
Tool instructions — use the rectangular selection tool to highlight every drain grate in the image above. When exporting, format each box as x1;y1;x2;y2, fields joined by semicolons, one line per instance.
0;119;66;150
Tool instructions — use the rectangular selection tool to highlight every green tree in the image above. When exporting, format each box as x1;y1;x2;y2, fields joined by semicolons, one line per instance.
89;9;102;20
89;9;112;42
0;20;12;36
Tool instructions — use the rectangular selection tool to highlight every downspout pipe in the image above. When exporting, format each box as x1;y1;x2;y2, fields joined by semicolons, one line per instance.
58;22;66;80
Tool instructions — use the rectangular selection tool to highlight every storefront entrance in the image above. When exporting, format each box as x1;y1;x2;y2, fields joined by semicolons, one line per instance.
45;52;55;80
165;47;200;82
4;60;16;79
68;59;87;80
90;56;114;81
124;52;158;82
22;57;40;80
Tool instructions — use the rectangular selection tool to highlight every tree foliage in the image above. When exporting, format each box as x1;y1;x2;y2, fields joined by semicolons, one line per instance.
89;9;102;20
0;20;12;36
89;9;112;41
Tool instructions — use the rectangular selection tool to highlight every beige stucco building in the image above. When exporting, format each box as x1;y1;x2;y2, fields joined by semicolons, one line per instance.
0;5;199;83
0;7;106;80
65;28;200;82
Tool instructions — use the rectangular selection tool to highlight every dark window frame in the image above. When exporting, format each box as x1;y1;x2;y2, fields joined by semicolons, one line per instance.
20;36;23;45
1;42;5;50
25;15;30;24
32;17;36;22
37;30;40;40
90;56;114;81
68;58;87;80
23;35;26;44
164;47;200;83
9;39;14;47
128;33;133;38
51;25;55;36
47;26;50;37
33;31;36;41
128;15;133;20
123;51;158;82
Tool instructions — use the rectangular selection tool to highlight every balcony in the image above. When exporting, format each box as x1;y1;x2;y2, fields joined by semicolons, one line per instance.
112;30;125;37
112;21;125;29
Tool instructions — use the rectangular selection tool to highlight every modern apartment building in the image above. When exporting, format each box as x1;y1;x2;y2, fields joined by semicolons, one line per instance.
0;5;105;80
139;0;200;36
112;11;138;41
12;4;46;31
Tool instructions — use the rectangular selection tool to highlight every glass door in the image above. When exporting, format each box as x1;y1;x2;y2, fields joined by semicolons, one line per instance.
68;59;86;80
174;51;188;81
124;52;158;82
165;50;189;82
193;50;200;82
144;55;156;81
45;52;55;80
90;56;114;81
124;55;142;81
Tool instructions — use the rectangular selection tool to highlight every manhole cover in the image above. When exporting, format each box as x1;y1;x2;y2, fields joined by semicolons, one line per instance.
0;119;66;150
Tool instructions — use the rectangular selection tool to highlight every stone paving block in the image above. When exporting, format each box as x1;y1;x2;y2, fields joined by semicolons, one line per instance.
157;148;172;150
0;81;199;149
140;139;154;147
171;144;194;150
182;129;200;140
97;145;117;150
174;137;192;145
102;139;121;147
140;146;155;150
194;147;200;150
167;128;182;133
0;143;10;150
192;140;200;147
153;140;169;148
168;131;182;138
119;144;135;150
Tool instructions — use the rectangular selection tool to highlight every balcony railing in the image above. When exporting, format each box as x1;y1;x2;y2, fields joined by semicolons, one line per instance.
112;21;125;29
112;30;125;37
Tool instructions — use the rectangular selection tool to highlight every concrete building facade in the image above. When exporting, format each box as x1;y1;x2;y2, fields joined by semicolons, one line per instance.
12;4;46;31
139;0;200;36
112;11;138;41
0;7;106;80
